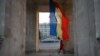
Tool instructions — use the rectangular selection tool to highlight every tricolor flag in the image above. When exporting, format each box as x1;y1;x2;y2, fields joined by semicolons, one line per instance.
50;0;69;41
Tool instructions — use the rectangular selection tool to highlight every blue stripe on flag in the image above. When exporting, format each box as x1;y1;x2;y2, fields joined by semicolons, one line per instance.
50;0;57;36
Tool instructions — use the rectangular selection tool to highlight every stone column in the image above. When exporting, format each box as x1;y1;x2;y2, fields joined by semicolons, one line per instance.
0;0;5;37
0;0;26;56
73;0;98;56
26;0;38;52
94;0;100;40
94;0;100;55
0;0;6;50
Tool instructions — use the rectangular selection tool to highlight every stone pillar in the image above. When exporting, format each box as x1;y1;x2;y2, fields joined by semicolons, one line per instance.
0;0;5;36
94;0;100;55
0;0;26;56
94;0;100;40
26;0;38;52
73;0;98;56
0;0;6;50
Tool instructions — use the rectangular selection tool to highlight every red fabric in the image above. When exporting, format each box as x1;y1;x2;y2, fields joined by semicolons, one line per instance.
62;15;69;41
54;1;69;41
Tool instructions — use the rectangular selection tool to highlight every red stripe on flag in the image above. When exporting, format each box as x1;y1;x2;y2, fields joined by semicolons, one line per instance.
62;15;69;41
54;1;69;41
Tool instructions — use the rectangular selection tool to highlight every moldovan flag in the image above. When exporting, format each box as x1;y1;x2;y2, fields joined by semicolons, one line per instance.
54;0;69;41
50;0;69;41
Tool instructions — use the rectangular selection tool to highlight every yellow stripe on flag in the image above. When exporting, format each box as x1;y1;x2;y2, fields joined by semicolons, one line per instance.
55;8;62;40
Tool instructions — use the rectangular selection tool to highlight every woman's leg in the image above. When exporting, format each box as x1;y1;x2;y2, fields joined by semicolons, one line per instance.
59;40;63;53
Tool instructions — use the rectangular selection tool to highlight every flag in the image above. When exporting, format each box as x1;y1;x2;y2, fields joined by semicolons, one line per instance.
54;0;69;41
49;0;57;36
50;0;69;41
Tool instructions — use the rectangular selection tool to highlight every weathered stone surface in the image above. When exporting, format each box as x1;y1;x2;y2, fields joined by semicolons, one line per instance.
26;0;38;52
0;0;26;56
0;0;5;35
94;0;100;56
26;49;74;56
0;0;6;53
73;0;97;56
94;0;100;39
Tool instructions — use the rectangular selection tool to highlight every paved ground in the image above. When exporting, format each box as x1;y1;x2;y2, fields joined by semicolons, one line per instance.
39;42;60;50
26;53;74;56
26;50;74;56
26;42;74;56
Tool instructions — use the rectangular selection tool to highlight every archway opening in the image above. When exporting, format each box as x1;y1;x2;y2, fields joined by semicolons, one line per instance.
39;12;60;51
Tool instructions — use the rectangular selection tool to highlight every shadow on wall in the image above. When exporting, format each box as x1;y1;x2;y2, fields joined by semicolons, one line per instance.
0;35;4;49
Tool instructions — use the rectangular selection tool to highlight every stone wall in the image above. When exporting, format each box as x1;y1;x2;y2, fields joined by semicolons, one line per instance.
26;0;38;52
0;0;6;49
0;0;26;56
73;0;98;56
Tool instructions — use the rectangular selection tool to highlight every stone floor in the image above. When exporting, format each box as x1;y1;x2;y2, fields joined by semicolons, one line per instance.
26;49;74;56
39;42;60;50
26;42;74;56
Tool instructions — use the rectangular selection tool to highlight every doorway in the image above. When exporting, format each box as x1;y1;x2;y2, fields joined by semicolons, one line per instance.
38;12;60;51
